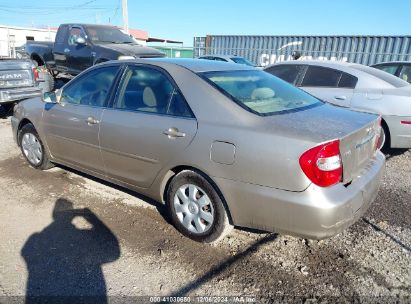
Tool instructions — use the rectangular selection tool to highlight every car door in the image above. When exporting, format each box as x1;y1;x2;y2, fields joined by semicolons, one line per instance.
66;26;93;74
299;65;355;107
42;65;121;174
99;64;198;189
53;25;69;72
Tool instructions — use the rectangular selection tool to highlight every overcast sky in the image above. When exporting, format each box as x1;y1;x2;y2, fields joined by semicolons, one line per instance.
0;0;410;46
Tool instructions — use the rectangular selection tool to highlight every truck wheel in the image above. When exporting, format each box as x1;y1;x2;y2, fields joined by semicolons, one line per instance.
19;123;54;170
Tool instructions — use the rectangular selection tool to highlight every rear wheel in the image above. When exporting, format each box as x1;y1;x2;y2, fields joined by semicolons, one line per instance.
19;123;54;170
166;170;232;243
380;123;390;152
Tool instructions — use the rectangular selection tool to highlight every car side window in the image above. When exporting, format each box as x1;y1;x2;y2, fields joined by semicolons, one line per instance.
115;66;194;118
338;73;358;89
265;65;305;85
68;27;86;46
301;66;342;87
61;66;119;107
55;26;68;44
399;65;411;83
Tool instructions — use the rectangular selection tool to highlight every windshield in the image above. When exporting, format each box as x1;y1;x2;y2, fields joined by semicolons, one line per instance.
351;64;409;88
85;26;136;44
230;57;255;67
202;70;322;115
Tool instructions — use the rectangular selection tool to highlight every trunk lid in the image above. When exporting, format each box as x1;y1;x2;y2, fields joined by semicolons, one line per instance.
263;103;381;184
339;117;381;183
0;59;34;89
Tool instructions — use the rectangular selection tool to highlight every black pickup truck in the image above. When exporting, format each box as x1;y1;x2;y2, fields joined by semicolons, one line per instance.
25;24;165;76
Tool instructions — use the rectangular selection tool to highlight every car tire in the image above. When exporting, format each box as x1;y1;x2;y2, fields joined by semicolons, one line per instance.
19;123;54;170
166;170;233;243
380;123;390;152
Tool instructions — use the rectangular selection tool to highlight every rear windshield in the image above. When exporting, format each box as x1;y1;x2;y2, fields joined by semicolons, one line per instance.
351;64;409;88
201;70;322;115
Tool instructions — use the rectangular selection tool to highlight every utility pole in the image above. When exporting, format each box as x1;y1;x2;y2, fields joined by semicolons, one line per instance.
122;0;129;33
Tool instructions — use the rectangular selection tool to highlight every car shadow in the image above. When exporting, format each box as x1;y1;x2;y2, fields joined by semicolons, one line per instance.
381;147;409;160
0;103;14;119
54;164;173;225
21;198;120;304
167;233;279;297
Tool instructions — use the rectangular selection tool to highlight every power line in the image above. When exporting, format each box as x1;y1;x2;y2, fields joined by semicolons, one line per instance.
0;0;99;10
110;0;121;24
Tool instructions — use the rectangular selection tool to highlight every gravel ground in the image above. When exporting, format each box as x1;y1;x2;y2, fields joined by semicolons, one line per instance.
0;117;410;303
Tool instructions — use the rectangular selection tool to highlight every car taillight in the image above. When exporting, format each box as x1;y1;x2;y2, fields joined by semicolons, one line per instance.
32;67;39;82
299;139;342;187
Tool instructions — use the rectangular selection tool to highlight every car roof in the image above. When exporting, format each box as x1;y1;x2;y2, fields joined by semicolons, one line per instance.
200;54;238;58
266;60;410;89
269;60;354;68
117;58;256;73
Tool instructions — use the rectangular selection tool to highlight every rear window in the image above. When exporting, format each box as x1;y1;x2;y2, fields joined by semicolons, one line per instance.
373;64;399;75
351;64;409;88
201;70;321;116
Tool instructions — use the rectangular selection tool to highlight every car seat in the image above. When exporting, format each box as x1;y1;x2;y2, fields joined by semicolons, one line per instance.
139;87;158;112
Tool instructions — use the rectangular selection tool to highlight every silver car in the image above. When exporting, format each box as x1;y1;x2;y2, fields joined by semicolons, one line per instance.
265;60;411;149
11;59;385;243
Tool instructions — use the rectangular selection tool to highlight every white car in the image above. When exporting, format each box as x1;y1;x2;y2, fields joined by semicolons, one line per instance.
265;60;411;149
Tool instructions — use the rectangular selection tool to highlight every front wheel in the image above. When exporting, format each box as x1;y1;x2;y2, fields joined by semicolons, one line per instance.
166;170;232;243
19;123;54;170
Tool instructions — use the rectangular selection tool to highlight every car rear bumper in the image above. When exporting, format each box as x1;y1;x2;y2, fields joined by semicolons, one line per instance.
0;87;41;104
384;115;411;148
215;151;385;239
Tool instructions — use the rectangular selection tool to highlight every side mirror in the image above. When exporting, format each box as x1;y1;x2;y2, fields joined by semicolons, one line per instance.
43;91;58;104
75;37;86;45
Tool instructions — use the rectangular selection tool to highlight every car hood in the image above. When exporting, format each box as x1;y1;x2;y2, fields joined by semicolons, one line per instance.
99;43;165;58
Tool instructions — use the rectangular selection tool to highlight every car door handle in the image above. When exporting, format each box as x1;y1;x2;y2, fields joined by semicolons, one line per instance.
64;48;70;53
163;127;186;138
86;116;99;125
334;95;347;100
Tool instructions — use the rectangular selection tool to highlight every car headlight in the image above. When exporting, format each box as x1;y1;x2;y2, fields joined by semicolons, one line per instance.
118;55;135;60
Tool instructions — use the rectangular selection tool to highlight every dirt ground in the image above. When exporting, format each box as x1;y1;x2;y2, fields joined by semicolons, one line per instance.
0;117;410;304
